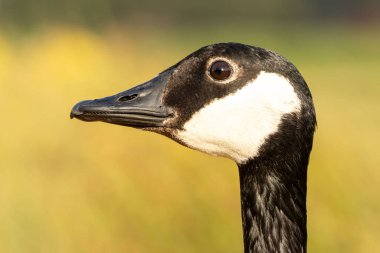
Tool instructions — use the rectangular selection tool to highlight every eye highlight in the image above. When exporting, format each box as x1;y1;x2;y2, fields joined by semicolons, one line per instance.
209;60;232;81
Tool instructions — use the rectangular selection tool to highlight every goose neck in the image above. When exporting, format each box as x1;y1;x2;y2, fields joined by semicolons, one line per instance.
238;157;308;253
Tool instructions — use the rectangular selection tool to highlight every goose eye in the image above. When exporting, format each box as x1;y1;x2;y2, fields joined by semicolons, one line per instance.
209;60;232;81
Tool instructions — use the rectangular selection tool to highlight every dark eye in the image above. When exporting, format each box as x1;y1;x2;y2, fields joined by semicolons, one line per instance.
209;60;232;81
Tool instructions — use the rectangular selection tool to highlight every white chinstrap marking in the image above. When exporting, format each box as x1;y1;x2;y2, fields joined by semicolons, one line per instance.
176;71;301;163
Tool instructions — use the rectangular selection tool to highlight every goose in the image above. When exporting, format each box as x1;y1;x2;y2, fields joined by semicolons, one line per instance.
71;42;316;253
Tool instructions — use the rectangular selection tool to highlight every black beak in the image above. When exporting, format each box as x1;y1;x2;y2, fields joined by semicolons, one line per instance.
70;70;174;128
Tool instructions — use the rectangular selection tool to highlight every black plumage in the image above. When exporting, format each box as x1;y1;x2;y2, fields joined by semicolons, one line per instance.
71;43;316;253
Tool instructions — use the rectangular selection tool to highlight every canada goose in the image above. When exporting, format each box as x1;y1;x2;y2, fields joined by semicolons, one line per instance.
71;43;316;253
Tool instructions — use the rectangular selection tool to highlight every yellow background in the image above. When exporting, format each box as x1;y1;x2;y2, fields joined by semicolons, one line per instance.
0;22;379;252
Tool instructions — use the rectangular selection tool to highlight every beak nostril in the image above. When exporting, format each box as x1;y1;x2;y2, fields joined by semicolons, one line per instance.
118;94;138;102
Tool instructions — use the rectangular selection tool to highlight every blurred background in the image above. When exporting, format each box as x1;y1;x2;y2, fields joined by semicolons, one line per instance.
0;0;379;252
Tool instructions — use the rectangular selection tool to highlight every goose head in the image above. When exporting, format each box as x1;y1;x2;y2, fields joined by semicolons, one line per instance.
71;43;315;165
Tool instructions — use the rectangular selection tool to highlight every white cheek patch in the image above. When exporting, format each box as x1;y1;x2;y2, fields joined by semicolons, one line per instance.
175;71;301;164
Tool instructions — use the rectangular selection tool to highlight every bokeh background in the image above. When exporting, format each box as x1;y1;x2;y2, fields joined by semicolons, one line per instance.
0;0;379;252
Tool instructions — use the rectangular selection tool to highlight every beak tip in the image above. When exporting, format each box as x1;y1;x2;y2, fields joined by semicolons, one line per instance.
70;100;88;119
70;109;81;119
